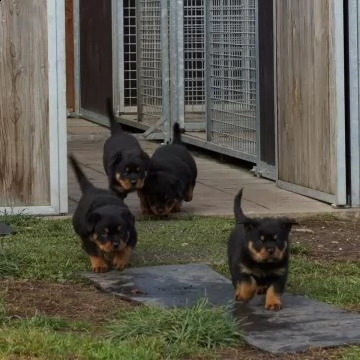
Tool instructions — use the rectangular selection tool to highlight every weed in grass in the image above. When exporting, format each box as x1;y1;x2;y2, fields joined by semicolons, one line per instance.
106;298;242;358
290;243;309;256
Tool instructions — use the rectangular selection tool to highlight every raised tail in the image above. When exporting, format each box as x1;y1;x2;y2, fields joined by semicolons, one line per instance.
233;188;246;223
106;97;122;134
172;122;182;144
68;154;94;194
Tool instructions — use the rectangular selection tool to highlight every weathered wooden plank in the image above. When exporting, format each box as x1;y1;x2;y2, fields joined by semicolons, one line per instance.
276;0;337;195
0;0;50;206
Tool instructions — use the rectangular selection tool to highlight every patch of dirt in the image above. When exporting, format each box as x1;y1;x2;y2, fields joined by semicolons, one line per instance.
1;279;134;323
292;219;360;262
191;345;344;360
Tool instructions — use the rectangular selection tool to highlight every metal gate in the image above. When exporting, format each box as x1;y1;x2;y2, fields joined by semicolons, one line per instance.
130;0;259;162
203;0;257;162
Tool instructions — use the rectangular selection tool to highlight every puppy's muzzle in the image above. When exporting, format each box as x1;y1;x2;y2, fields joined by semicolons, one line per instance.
266;247;275;255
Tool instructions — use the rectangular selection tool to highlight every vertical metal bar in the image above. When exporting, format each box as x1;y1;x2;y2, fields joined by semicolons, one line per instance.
112;0;124;115
161;0;171;143
177;0;185;129
204;0;212;141
348;0;360;206
255;0;261;166
333;0;347;206
135;0;143;122
73;0;81;115
169;0;178;138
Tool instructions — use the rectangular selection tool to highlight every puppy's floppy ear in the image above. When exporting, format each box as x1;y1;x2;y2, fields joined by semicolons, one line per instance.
107;153;122;178
280;217;298;233
85;211;101;233
169;176;184;198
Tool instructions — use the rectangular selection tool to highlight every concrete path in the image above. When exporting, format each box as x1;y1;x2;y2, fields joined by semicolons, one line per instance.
67;119;336;217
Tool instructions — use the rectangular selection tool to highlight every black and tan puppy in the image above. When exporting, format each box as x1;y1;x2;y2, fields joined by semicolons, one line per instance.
103;98;150;198
69;154;137;273
228;188;297;311
137;123;197;216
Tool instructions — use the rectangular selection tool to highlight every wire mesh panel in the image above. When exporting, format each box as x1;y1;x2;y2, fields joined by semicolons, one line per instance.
137;0;163;125
206;0;257;161
123;0;137;109
184;0;206;126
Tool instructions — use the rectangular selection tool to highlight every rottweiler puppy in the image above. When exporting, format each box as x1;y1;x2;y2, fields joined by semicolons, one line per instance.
137;123;197;216
103;98;150;198
69;154;137;273
227;188;297;310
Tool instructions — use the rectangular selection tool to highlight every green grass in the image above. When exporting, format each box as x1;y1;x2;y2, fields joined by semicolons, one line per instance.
0;215;359;359
0;301;241;360
107;298;242;349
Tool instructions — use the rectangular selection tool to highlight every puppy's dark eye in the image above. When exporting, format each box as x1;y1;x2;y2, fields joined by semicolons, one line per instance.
101;232;108;238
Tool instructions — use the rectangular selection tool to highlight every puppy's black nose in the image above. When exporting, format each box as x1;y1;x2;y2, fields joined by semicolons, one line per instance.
157;208;164;214
267;247;275;254
131;179;137;185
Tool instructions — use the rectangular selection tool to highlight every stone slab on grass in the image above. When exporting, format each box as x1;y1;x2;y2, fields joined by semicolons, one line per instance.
81;263;360;354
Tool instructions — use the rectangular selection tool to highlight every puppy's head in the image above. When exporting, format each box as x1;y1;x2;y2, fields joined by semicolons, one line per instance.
114;152;150;192
143;172;182;216
241;217;297;263
88;205;135;253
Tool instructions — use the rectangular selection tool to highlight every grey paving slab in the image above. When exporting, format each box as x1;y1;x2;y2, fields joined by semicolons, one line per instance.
82;263;233;308
234;294;360;354
82;263;360;354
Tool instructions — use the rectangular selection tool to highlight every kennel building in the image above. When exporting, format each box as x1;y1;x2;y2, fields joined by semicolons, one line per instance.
68;0;357;208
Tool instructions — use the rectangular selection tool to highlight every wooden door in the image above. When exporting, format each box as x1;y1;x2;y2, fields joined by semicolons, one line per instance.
66;0;75;112
0;0;67;214
79;0;113;117
275;0;346;205
258;0;275;177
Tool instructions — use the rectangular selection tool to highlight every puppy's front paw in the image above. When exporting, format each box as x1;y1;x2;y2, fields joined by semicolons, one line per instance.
265;286;282;311
235;280;256;302
90;256;109;273
112;247;132;271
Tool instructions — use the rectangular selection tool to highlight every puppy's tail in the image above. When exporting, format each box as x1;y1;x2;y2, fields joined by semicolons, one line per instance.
106;97;123;134
172;122;182;144
68;154;94;194
234;188;246;223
